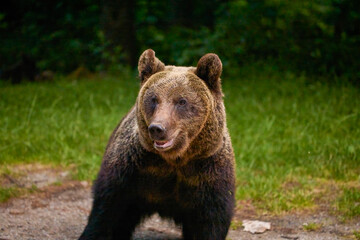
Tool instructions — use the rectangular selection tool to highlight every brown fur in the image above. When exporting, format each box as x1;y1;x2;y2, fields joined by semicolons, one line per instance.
79;49;236;240
195;53;223;96
138;49;165;83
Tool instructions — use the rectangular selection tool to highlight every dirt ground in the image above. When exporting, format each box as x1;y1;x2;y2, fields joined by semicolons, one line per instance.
0;166;359;240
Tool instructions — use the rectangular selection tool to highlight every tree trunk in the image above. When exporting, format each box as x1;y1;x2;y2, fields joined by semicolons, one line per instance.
102;0;138;67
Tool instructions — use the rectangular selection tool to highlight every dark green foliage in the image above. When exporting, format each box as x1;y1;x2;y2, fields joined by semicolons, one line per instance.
0;0;101;73
0;0;359;80
135;0;360;81
212;0;360;79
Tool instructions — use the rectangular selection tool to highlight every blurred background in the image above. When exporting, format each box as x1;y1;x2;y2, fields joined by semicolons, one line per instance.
0;0;359;219
1;0;360;81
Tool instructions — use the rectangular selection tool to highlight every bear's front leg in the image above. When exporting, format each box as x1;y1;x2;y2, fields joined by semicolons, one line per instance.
180;183;235;240
79;165;143;240
79;196;143;240
182;203;234;240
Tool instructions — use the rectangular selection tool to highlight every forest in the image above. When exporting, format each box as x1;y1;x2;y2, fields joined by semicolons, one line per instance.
1;0;359;82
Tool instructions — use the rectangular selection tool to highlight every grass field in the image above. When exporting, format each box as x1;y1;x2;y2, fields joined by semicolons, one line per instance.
0;65;359;217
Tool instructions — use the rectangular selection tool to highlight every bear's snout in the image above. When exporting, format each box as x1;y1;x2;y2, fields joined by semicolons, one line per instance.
148;123;166;141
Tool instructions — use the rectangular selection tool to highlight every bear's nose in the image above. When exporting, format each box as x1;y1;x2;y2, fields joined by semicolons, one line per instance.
148;124;166;140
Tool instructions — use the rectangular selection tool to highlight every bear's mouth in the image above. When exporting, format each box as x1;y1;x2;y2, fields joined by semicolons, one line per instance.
154;138;174;151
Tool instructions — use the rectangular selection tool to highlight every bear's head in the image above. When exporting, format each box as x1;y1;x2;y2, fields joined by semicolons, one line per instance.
136;49;225;165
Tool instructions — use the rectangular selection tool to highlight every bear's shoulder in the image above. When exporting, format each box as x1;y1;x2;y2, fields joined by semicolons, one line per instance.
102;107;144;165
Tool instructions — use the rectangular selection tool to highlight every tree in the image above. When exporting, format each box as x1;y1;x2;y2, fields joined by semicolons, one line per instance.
102;0;138;67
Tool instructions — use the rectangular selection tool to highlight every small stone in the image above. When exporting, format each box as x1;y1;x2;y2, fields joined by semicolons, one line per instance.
60;171;69;178
9;209;25;215
80;181;89;187
242;220;271;234
31;199;48;209
281;235;299;240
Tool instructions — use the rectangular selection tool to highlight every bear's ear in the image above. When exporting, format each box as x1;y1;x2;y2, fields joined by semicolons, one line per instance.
195;53;223;94
138;49;165;84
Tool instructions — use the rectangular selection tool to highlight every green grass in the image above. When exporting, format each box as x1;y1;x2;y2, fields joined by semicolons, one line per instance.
0;187;21;202
0;64;359;216
224;64;360;214
0;71;138;180
230;219;243;230
303;222;323;231
336;187;360;219
354;230;360;240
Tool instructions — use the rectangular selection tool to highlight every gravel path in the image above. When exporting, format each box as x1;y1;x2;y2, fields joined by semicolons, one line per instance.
0;167;359;240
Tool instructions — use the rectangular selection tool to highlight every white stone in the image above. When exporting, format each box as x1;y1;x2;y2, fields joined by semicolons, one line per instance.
242;219;271;234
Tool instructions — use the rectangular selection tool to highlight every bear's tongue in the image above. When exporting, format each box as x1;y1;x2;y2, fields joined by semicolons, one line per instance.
154;139;173;148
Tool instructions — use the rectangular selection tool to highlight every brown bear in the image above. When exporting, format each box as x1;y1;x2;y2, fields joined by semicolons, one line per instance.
79;49;236;240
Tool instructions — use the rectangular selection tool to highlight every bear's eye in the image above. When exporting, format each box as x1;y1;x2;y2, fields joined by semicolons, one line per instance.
151;96;158;105
144;95;158;116
150;96;159;107
178;98;187;106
